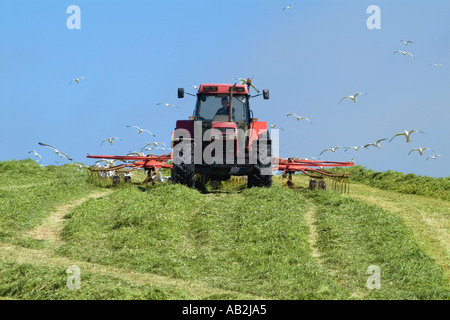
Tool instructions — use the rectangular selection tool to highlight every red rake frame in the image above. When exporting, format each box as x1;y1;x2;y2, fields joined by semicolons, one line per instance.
275;157;354;191
86;154;354;189
87;153;173;184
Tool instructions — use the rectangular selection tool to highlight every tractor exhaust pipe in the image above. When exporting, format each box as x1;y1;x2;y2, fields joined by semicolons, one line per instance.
228;83;236;122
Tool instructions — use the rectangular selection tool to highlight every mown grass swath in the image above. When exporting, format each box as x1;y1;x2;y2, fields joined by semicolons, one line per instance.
335;165;450;201
59;184;347;299
0;262;173;300
0;160;100;241
301;189;449;299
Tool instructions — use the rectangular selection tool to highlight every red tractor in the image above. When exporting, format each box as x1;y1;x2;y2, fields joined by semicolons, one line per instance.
172;80;272;188
86;80;354;190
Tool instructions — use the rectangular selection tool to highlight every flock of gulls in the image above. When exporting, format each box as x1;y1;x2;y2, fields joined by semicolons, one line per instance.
28;8;442;169
267;35;443;163
29;76;173;165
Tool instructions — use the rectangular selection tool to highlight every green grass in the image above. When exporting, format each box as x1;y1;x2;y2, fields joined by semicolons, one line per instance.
58;183;348;299
0;160;101;241
337;165;450;201
301;189;449;299
0;160;448;299
0;262;175;300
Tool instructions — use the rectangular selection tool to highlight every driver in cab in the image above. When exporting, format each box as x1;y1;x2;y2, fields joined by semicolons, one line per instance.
215;97;235;120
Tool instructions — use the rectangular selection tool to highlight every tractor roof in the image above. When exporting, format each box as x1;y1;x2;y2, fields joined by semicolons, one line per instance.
198;84;249;95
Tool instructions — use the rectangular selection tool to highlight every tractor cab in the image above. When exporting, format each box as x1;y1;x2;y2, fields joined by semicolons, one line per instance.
195;85;250;122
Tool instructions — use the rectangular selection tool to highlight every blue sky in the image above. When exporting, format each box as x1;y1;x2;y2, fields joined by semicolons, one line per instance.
1;0;449;177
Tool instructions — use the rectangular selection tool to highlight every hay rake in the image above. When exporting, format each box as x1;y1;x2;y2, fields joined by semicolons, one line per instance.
86;154;353;191
87;154;172;185
276;157;353;192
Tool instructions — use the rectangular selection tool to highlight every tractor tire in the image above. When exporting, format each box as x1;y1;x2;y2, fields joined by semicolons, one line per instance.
318;180;326;190
248;139;273;188
309;179;317;190
247;173;254;188
172;141;195;188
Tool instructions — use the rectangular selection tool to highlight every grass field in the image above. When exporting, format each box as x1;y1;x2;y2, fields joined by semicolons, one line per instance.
0;160;448;300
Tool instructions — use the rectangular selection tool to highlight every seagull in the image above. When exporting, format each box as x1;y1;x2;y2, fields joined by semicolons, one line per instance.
157;102;176;107
69;77;86;85
234;77;260;93
270;124;285;131
126;125;155;136
400;40;413;46
127;151;145;156
389;130;425;143
192;85;199;90
286;113;312;123
339;93;365;104
393;50;414;58
429;63;443;67
344;146;363;152
140;142;166;152
282;4;295;11
364;138;387;149
101;137;121;146
127;151;158;157
94;159;118;167
28;150;41;158
319;146;342;155
426;154;441;160
38;142;73;161
408;147;432;156
339;92;364;103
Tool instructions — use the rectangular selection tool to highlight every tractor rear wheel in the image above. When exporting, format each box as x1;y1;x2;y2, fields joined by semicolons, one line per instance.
248;139;272;188
172;142;195;187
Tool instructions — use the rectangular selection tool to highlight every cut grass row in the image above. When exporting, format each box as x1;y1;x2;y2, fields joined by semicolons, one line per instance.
0;160;101;241
0;261;174;300
337;165;450;201
300;188;449;299
58;180;449;299
58;183;347;299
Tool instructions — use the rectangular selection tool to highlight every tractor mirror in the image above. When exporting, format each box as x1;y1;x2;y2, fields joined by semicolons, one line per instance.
178;88;184;99
263;89;269;100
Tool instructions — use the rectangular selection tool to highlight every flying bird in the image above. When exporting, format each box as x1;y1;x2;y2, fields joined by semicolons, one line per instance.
127;151;145;156
319;146;342;155
140;142;166;152
426;154;441;160
299;157;320;161
389;130;425;143
270;124;285;131
69;77;86;85
234;77;260;93
126;125;155;136
344;146;363;152
408;147;432;156
429;63;443;67
38;142;73;161
339;93;365;104
101;137;121;146
286;113;312;123
157;102;176;107
400;40;413;46
364;139;387;149
282;4;295;11
192;85;199;90
28;150;41;158
393;50;414;58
